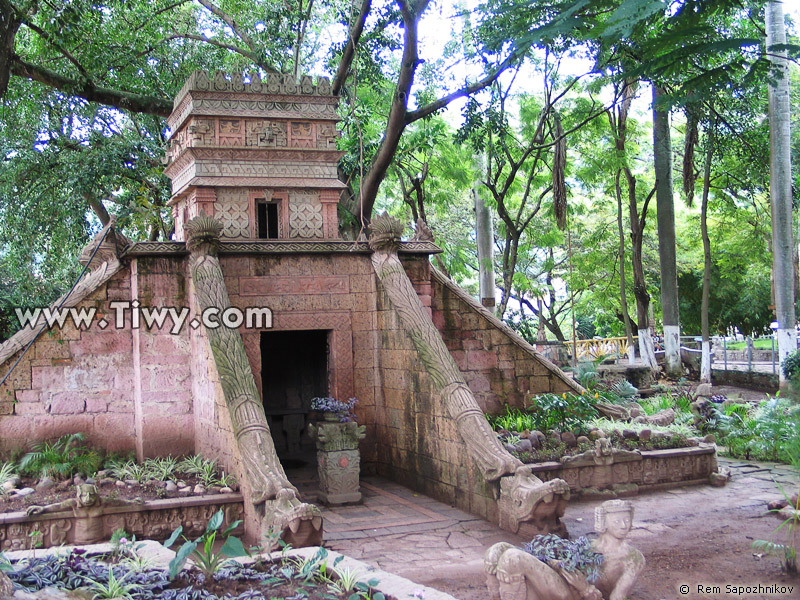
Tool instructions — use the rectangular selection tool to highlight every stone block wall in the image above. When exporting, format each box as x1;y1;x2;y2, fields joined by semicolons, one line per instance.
371;257;583;521
0;269;136;454
130;257;194;458
0;256;195;458
373;280;498;522
221;252;381;466
427;266;580;414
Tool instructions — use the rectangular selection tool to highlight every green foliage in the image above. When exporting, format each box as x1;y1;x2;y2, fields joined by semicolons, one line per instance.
488;406;538;433
587;417;695;439
712;399;800;463
526;392;599;434
0;461;15;490
782;350;800;380
163;509;247;579
0;552;11;573
84;567;139;600
609;380;638;399
145;456;178;482
489;393;601;436
18;433;102;480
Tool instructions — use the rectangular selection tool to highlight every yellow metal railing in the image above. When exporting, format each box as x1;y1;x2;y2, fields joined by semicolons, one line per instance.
562;336;638;360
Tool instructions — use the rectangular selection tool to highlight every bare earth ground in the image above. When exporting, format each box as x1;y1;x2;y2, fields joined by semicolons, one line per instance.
323;380;798;600
325;461;798;600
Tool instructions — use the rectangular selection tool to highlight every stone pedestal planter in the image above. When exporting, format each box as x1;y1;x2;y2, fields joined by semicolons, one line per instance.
309;420;366;504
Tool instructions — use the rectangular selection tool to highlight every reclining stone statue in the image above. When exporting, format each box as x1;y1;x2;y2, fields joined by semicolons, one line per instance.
485;499;645;600
26;484;137;545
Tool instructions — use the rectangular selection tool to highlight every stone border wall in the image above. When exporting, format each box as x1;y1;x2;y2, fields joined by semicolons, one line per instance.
428;267;581;414
710;368;779;391
527;445;718;497
0;494;243;551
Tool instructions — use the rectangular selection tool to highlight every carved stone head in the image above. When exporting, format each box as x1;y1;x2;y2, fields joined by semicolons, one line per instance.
595;498;633;538
76;484;99;507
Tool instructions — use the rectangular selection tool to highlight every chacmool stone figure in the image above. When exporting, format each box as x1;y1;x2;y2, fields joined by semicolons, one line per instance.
485;499;645;600
26;484;136;545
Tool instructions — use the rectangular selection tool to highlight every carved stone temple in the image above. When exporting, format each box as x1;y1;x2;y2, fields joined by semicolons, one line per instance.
0;71;582;544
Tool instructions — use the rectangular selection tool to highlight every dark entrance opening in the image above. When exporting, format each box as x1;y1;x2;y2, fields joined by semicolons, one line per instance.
260;330;328;471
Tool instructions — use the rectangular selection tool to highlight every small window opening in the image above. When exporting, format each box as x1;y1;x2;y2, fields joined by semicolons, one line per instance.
256;201;279;239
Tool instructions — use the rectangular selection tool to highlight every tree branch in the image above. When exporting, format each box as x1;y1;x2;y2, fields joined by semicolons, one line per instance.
10;57;172;116
162;33;266;67
356;0;430;226
331;0;371;96
405;50;520;123
195;0;258;53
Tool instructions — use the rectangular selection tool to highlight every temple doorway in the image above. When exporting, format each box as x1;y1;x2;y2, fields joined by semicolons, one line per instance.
260;330;328;471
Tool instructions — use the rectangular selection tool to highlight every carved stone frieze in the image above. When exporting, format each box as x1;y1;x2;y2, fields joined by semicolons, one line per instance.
124;240;442;256
0;497;244;550
290;122;315;148
245;120;288;148
176;71;333;98
528;445;720;497
317;122;338;149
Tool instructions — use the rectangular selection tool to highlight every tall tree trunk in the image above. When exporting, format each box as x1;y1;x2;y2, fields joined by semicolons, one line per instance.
615;169;636;364
475;185;496;310
0;0;20;97
766;0;796;385
611;79;657;373
700;132;714;384
627;172;658;373
653;85;681;377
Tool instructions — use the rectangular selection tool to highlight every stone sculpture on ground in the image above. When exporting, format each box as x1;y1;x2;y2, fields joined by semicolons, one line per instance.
559;439;640;468
485;499;645;600
0;568;12;598
25;484;134;545
186;216;322;546
369;213;570;536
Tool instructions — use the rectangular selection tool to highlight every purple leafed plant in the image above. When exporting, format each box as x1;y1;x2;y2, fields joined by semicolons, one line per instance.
310;397;358;421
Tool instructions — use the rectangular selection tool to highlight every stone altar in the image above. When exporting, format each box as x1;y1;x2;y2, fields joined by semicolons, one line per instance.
308;420;366;504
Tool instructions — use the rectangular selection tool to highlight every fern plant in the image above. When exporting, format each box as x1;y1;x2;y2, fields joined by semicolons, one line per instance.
610;380;638;400
18;433;102;480
0;462;16;489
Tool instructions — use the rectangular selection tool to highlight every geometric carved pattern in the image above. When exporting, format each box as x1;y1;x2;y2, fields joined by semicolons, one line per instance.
215;188;250;238
290;122;315;148
124;240;443;256
317;122;338;149
289;192;323;239
176;70;333;99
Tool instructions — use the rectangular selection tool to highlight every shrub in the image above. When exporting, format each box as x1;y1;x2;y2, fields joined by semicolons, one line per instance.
527;392;599;434
782;349;800;380
18;433;102;480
